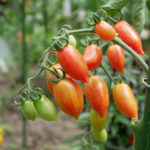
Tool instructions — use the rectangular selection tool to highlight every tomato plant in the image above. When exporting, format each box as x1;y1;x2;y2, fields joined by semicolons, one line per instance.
16;0;150;149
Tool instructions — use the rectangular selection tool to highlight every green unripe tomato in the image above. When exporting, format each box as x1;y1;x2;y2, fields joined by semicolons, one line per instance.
33;95;57;121
21;100;37;120
91;127;108;142
90;109;108;132
68;35;77;47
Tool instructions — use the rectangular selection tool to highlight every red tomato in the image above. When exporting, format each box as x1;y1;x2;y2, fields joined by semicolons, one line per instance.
113;83;138;120
83;44;103;70
107;44;125;73
84;75;109;117
127;134;134;145
53;78;84;119
95;20;116;41
18;33;23;41
57;44;89;82
114;20;144;55
46;64;62;95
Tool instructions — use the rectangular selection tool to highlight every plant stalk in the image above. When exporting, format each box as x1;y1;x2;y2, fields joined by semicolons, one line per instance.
21;0;27;148
131;60;150;150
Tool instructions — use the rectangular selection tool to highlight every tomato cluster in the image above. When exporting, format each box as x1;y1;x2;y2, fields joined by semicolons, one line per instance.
21;95;57;121
20;19;142;142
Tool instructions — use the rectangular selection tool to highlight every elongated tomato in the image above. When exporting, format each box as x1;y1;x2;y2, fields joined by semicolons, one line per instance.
84;75;109;117
107;44;125;73
90;109;108;132
57;44;89;82
95;20;116;41
46;63;62;94
53;78;84;119
114;20;144;55
34;95;58;121
113;83;138;120
83;44;103;70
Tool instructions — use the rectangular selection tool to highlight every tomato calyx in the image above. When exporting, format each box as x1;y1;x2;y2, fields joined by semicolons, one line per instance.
86;9;108;26
46;67;66;83
29;87;43;101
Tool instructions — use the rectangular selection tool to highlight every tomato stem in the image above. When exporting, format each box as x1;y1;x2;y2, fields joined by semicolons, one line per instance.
68;28;95;34
100;63;113;83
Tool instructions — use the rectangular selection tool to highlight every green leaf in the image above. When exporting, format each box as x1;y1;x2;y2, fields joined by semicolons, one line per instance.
102;0;129;16
111;125;118;137
132;0;147;34
116;115;130;125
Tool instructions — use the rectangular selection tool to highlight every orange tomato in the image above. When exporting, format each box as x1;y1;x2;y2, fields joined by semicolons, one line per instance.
84;75;109;117
95;20;116;41
46;63;62;94
83;44;103;70
113;83;138;120
107;44;125;73
57;44;89;82
53;78;84;119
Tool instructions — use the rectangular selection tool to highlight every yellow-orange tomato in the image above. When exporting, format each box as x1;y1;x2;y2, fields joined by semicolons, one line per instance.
113;83;138;120
57;44;89;82
107;44;125;73
53;78;84;119
83;44;103;70
95;20;116;41
0;136;3;146
46;64;62;94
84;75;109;117
0;128;2;136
